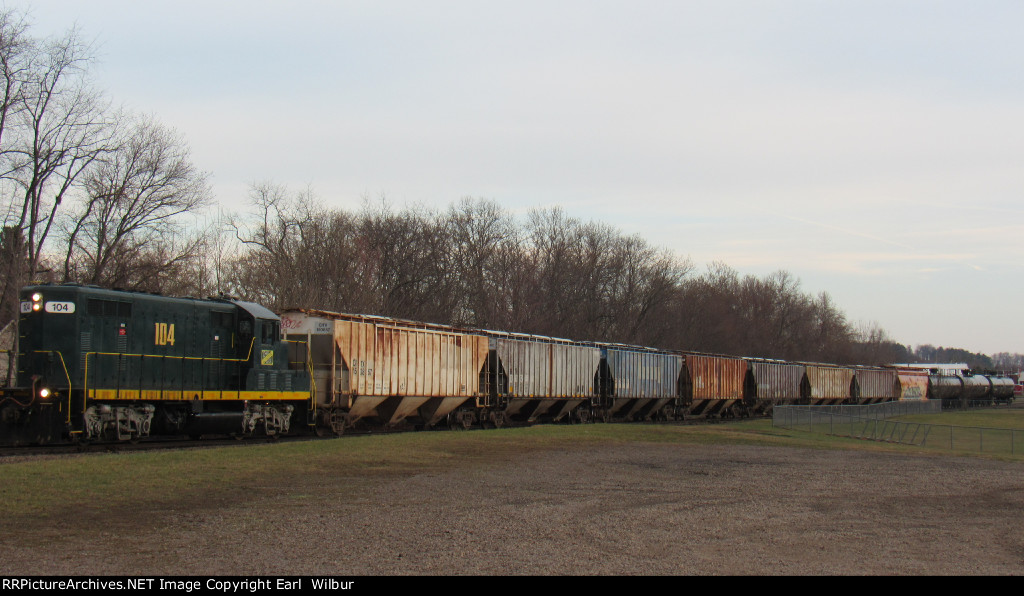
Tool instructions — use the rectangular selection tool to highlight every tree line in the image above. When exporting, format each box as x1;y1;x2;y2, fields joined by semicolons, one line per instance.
201;185;953;367
0;10;1018;372
0;10;210;334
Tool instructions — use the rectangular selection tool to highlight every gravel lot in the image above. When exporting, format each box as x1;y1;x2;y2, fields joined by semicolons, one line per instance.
2;443;1023;576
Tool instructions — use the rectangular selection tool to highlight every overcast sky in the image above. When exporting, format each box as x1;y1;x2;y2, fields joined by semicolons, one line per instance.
19;0;1024;355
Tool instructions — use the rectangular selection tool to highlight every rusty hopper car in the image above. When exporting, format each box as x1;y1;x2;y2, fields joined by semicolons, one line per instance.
479;332;600;425
802;364;856;405
746;359;807;413
896;368;930;400
680;353;750;417
853;367;900;405
280;309;488;433
594;344;682;421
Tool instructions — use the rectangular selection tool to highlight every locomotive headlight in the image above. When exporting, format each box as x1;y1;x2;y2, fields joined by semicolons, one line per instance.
38;387;51;399
31;292;42;302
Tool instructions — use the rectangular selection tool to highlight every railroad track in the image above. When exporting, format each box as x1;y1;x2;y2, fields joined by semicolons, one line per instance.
0;414;742;459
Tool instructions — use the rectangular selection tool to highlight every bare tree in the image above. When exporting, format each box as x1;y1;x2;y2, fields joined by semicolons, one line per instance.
227;181;314;307
10;26;111;280
0;14;113;324
0;9;31;184
356;197;455;322
60;114;211;289
0;10;40;324
444;197;518;328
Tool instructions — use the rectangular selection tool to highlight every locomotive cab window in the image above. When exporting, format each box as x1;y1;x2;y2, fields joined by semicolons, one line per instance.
260;321;279;344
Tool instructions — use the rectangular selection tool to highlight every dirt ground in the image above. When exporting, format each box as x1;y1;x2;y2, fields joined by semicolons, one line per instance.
2;443;1023;576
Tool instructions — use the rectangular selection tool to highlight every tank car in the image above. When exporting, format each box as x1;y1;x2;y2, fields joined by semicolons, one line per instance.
0;284;312;445
982;375;1014;404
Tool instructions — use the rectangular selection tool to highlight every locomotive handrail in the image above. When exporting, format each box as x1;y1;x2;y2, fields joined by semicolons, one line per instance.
28;350;73;425
282;338;317;421
1;350;74;423
49;351;72;424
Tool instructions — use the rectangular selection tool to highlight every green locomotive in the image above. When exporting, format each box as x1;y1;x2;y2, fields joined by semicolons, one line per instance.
0;284;314;444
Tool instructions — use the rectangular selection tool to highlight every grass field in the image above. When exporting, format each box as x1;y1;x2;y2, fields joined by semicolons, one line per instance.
781;406;1024;458
893;407;1024;429
2;411;1021;521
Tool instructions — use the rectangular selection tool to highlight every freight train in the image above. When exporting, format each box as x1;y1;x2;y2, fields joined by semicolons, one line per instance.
0;284;1015;445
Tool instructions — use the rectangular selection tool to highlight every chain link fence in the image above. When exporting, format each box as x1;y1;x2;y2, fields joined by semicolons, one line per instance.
773;401;1024;455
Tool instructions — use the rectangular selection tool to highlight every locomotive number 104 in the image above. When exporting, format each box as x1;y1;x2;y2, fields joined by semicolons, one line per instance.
155;323;176;346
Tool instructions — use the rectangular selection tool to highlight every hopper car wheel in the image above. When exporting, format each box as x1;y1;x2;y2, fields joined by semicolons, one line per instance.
327;412;348;436
448;412;474;430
